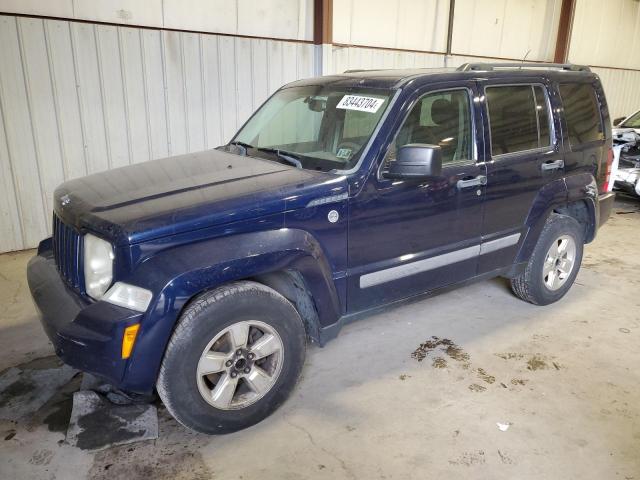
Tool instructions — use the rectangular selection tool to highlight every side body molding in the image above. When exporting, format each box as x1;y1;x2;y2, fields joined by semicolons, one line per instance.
120;228;342;393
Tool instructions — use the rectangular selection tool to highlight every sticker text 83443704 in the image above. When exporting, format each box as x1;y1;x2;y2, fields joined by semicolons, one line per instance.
336;95;385;113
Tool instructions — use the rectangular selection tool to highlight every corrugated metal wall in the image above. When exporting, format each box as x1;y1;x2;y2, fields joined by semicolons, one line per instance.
0;0;315;41
2;1;640;253
0;14;315;252
569;0;640;70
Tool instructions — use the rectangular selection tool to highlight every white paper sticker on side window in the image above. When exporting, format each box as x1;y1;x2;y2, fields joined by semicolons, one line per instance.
336;95;385;113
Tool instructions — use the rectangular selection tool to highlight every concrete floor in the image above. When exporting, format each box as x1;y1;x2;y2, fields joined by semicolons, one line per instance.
1;196;639;480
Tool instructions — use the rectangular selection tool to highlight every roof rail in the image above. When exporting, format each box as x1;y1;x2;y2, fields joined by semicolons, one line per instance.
457;62;591;72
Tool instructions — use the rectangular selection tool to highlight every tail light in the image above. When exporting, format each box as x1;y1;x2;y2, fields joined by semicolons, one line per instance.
601;147;613;193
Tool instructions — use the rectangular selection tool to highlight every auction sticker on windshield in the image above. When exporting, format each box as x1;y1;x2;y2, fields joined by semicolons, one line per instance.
337;95;385;113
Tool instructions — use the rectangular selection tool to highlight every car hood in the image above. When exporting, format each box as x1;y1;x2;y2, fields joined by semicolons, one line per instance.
53;149;346;245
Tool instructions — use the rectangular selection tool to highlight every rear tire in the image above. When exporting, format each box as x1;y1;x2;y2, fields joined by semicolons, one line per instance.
511;214;584;305
157;281;306;434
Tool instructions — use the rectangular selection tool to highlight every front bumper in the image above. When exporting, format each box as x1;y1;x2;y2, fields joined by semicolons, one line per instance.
27;243;143;389
597;192;615;227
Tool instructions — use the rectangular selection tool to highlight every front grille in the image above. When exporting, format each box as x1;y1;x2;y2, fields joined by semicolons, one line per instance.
52;214;83;290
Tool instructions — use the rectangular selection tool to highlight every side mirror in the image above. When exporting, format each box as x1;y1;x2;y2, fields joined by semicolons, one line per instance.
385;144;443;180
613;116;626;127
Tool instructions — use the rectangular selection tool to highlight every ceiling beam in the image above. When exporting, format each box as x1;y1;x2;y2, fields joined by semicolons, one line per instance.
446;0;456;56
314;0;332;45
554;0;576;63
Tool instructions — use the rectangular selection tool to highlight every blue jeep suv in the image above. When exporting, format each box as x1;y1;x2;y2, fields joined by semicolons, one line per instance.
28;63;615;433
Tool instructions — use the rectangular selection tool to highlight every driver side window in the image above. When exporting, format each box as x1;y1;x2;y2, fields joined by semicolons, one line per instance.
387;89;473;165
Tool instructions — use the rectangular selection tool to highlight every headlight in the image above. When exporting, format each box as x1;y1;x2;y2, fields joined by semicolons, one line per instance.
83;233;114;299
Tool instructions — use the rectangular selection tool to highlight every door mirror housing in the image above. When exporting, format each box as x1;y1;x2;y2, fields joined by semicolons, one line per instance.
385;144;443;180
613;116;626;127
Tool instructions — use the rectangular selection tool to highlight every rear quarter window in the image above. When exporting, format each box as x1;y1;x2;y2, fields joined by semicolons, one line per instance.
559;83;603;146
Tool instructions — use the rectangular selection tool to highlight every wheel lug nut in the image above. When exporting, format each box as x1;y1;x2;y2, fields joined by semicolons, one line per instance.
247;353;255;360
225;360;233;367
236;349;243;356
244;367;251;374
230;371;237;378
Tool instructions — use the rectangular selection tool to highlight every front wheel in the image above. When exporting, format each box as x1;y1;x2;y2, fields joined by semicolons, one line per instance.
511;214;584;305
157;281;306;434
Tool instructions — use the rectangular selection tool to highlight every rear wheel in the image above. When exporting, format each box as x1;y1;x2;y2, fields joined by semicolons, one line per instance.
511;214;584;305
157;281;306;434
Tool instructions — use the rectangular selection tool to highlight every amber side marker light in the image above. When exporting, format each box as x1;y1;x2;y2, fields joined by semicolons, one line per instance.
122;324;140;359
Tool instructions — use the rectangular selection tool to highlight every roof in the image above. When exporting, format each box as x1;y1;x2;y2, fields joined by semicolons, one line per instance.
287;63;597;91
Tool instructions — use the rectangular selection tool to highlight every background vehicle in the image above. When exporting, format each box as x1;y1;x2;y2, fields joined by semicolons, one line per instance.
612;127;640;197
28;63;615;434
613;109;640;134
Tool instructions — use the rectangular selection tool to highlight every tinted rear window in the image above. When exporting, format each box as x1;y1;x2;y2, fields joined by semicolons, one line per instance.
559;83;603;146
486;85;552;156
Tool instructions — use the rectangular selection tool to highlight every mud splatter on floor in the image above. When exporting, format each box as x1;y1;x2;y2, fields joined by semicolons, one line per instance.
498;449;514;464
495;352;526;361
510;378;529;386
449;450;486;466
411;337;454;362
411;337;471;368
468;384;486;393
476;368;495;384
432;357;447;369
445;345;470;367
399;374;411;381
495;353;561;373
527;355;548;371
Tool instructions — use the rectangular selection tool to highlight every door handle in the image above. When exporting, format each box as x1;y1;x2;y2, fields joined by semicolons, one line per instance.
456;175;487;190
541;159;564;171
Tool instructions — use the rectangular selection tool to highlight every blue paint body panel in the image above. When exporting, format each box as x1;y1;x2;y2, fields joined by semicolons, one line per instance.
27;67;615;394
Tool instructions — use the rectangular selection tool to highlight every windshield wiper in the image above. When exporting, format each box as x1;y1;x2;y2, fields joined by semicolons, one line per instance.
228;141;254;155
257;148;303;169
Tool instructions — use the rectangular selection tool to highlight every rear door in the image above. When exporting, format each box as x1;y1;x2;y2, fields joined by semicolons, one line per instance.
477;80;564;274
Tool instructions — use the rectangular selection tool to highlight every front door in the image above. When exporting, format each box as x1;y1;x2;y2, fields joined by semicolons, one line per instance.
347;83;486;312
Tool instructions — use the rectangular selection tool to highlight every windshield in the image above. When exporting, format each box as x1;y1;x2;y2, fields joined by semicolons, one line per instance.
231;85;394;171
621;110;640;128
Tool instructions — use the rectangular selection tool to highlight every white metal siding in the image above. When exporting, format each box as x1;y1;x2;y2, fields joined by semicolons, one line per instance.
0;15;315;252
0;0;315;41
333;0;561;61
451;0;562;61
570;0;640;70
333;0;450;52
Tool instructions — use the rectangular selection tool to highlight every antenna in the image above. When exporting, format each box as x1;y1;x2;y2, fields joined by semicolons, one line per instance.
521;49;531;68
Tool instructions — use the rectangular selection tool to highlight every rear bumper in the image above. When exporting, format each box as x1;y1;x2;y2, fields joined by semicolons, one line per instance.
27;243;144;389
598;192;615;227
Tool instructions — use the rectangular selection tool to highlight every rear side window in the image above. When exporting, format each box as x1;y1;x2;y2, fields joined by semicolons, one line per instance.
486;85;552;156
559;83;603;146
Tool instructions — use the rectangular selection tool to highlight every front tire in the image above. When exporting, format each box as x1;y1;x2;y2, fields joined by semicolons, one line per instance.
511;214;584;305
157;281;306;434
